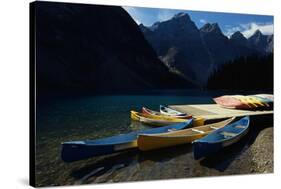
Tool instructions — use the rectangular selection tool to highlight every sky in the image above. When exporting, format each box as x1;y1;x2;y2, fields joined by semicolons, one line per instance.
123;6;273;38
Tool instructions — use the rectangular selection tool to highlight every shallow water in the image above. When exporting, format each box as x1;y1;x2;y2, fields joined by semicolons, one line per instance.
35;91;272;186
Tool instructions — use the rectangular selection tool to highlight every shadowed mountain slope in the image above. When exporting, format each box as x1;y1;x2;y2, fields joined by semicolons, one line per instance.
33;1;192;93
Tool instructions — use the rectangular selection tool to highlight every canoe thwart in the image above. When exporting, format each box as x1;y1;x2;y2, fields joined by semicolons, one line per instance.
191;128;205;134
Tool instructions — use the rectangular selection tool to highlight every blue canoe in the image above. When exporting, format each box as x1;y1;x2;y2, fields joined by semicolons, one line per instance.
193;116;250;160
61;119;193;162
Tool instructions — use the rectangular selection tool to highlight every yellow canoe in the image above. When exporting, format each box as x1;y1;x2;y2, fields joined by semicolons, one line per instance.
137;117;235;151
234;95;269;108
131;111;204;126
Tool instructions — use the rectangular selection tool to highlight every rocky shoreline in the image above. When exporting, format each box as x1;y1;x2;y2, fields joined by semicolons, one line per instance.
227;126;273;174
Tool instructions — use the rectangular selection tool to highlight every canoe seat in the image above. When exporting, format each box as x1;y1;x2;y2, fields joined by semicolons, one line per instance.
210;126;219;130
220;131;237;138
168;128;177;132
191;128;205;134
235;125;247;129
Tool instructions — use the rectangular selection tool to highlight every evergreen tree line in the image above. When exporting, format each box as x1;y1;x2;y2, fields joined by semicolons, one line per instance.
207;53;273;91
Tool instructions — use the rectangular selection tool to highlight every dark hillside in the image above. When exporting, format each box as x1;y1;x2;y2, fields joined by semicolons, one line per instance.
207;54;273;91
34;1;191;94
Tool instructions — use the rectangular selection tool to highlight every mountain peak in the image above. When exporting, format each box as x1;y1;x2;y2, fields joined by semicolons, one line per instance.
201;23;211;29
248;29;273;53
150;21;161;31
248;29;265;41
212;23;219;28
143;11;198;36
230;31;246;40
230;31;248;47
200;23;222;34
250;29;264;39
172;12;191;21
139;23;151;33
254;29;262;35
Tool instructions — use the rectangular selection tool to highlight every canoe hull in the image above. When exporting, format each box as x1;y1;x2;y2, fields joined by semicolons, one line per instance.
139;117;184;127
193;116;250;160
193;130;249;160
192;118;205;127
131;111;140;121
138;133;205;151
61;141;137;162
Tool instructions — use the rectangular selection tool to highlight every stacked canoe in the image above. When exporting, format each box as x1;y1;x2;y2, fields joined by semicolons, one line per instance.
214;94;273;110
